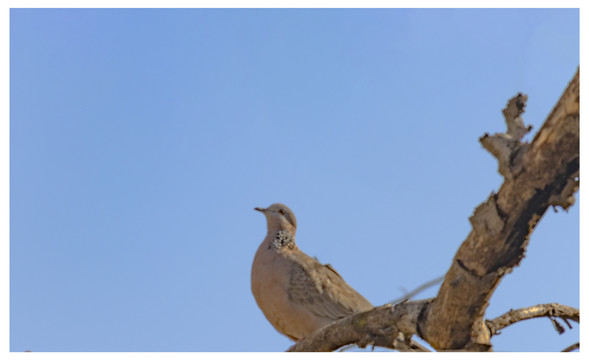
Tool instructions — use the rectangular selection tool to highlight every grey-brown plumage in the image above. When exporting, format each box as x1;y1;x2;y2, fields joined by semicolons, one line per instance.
251;203;373;341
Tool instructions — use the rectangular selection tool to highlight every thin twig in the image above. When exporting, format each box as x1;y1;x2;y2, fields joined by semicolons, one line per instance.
561;342;579;352
388;275;444;304
486;303;579;336
550;317;566;335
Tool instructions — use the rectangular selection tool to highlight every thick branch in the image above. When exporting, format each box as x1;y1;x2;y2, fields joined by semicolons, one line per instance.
288;69;579;352
288;300;431;352
419;69;579;350
486;303;579;336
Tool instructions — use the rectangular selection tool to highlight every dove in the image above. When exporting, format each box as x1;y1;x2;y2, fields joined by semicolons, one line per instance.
251;203;373;341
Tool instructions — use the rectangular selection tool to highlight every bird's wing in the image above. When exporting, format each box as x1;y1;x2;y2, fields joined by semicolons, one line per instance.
287;251;373;321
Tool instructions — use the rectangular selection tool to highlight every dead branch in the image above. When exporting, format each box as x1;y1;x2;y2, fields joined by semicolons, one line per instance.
288;69;579;352
287;300;431;352
562;342;579;352
388;275;444;304
417;69;579;351
485;303;579;336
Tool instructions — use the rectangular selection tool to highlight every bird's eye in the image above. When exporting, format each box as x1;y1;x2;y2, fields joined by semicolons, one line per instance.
279;209;285;215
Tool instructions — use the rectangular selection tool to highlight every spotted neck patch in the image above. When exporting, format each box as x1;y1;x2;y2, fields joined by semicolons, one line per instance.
270;230;295;250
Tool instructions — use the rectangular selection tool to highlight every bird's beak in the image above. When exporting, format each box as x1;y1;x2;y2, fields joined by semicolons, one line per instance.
254;207;266;212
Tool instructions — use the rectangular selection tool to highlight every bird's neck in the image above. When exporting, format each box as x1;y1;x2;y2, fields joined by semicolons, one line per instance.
266;228;297;251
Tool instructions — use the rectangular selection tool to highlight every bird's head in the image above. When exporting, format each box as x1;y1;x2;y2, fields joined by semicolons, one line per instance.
255;203;297;232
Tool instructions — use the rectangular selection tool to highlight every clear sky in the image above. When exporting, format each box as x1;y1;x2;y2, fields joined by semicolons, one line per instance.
9;8;579;352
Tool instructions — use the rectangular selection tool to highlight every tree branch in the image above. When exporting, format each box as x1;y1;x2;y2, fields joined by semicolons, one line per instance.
485;303;579;336
418;69;579;351
288;69;579;352
562;342;579;352
287;300;431;352
388;275;444;304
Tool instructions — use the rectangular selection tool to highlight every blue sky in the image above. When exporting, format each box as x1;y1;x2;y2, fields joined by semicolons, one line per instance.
9;8;579;352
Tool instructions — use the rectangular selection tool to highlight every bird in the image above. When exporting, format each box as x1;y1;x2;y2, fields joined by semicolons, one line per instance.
251;203;373;341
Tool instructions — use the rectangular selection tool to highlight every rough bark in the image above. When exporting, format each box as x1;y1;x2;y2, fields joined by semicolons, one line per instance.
420;68;579;350
485;303;579;336
287;300;430;352
289;68;579;352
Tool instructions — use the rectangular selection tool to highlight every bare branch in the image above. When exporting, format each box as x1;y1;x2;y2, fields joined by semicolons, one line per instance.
486;303;579;336
418;69;579;351
562;342;580;352
288;300;431;352
480;93;532;180
287;69;580;352
389;275;444;304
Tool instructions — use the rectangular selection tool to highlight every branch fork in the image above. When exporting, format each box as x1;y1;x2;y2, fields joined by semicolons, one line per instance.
288;69;580;352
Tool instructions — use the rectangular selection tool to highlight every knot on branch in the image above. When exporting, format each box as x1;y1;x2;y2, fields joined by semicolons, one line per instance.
480;93;533;180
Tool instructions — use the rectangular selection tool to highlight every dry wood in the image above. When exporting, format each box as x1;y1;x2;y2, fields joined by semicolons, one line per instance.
289;69;579;352
420;68;579;350
486;303;579;336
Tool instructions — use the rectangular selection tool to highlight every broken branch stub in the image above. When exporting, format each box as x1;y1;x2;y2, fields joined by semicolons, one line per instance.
480;93;533;180
288;69;579;352
418;69;579;351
